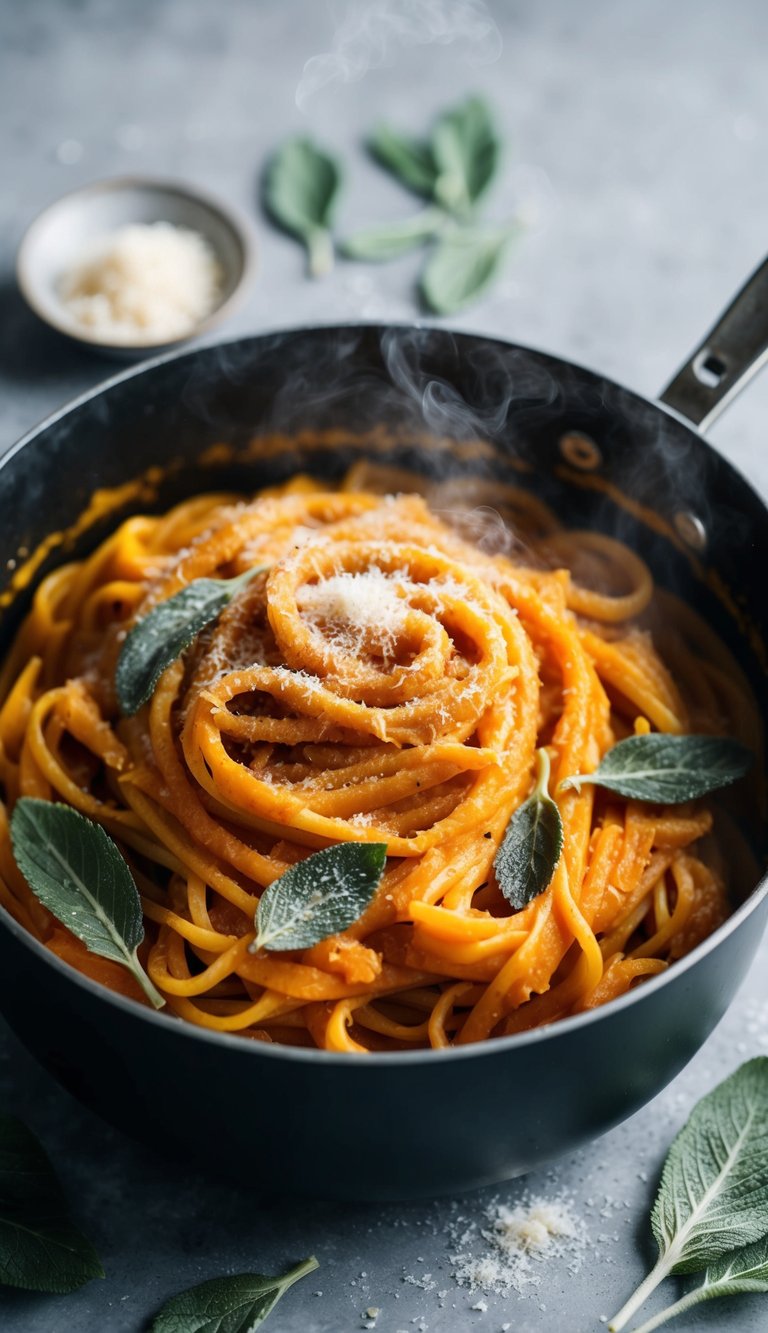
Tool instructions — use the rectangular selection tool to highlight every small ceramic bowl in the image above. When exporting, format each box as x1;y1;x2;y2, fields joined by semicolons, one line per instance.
16;176;255;359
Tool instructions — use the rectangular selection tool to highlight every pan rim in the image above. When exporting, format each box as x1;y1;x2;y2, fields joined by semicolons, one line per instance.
4;318;762;501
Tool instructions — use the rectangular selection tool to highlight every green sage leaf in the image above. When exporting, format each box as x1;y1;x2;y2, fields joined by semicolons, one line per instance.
368;124;438;198
151;1256;319;1333
628;1234;768;1333
251;842;387;953
342;206;445;261
116;566;265;716
9;798;164;1009
420;226;518;314
652;1057;768;1269
264;137;341;276
609;1058;768;1332
0;1113;104;1293
431;95;500;216
494;748;563;910
699;1233;768;1293
560;734;753;804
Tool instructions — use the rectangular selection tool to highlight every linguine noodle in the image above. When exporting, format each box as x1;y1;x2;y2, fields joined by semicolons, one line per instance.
0;470;746;1051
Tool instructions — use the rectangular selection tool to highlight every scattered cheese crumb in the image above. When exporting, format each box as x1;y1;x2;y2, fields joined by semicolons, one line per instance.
58;221;222;344
450;1192;588;1296
403;1272;437;1292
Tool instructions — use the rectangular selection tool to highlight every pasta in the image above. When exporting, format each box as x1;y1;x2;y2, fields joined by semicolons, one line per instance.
0;468;750;1051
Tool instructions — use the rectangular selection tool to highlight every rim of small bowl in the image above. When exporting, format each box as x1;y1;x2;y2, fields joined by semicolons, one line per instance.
15;174;256;353
1;323;766;1067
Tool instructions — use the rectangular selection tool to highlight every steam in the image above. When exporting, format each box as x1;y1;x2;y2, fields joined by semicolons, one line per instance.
181;325;561;456
178;324;705;589
296;0;501;109
381;327;558;440
436;500;524;557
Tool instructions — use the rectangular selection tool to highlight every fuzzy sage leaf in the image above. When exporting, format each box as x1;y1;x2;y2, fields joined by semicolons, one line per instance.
250;842;387;954
264;137;341;276
0;1112;104;1293
560;733;753;804
368;123;439;198
151;1256;319;1333
116;566;266;716
494;748;563;910
342;206;446;261
431;95;500;217
628;1235;768;1333
421;225;518;314
609;1057;768;1332
9;798;164;1009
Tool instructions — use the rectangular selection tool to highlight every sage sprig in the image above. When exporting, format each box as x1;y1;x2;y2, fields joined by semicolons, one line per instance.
609;1058;768;1332
9;798;164;1009
250;842;387;954
629;1236;768;1333
560;733;752;804
343;95;520;314
0;1112;104;1293
494;748;563;910
116;565;267;716
151;1256;319;1333
264;137;341;277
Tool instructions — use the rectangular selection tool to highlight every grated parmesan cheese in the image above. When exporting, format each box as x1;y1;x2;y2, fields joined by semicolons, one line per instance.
298;567;407;654
58;221;223;343
449;1192;588;1296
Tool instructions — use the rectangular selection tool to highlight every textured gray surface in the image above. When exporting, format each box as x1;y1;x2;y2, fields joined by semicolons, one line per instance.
2;2;768;1330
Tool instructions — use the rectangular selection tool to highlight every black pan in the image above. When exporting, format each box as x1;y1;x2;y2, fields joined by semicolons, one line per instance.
1;260;767;1201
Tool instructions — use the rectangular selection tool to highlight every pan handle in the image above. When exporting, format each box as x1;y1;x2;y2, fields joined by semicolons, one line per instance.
659;256;768;431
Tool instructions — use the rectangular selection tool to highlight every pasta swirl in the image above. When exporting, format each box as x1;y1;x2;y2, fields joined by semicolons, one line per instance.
0;472;746;1050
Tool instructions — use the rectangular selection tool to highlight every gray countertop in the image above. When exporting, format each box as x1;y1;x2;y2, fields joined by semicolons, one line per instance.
2;2;768;1330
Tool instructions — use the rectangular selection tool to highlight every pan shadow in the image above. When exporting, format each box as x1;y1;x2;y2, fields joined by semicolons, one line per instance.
0;275;111;405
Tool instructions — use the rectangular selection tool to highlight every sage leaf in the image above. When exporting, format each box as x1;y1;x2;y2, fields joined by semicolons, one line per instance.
250;842;387;954
0;1113;104;1293
494;748;563;910
560;734;753;804
342;206;446;261
116;566;266;716
368;123;439;198
264;137;341;276
420;226;518;314
431;95;500;217
609;1058;768;1332
9;798;164;1010
629;1235;768;1333
151;1256;319;1333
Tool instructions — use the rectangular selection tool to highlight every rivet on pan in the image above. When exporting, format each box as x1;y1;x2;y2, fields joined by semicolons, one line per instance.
559;432;602;471
673;511;707;552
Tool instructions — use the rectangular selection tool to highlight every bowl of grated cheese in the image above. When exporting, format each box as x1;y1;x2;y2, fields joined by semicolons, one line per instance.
16;176;254;358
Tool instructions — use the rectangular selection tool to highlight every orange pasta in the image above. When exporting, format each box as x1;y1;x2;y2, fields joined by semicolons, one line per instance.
0;470;749;1051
